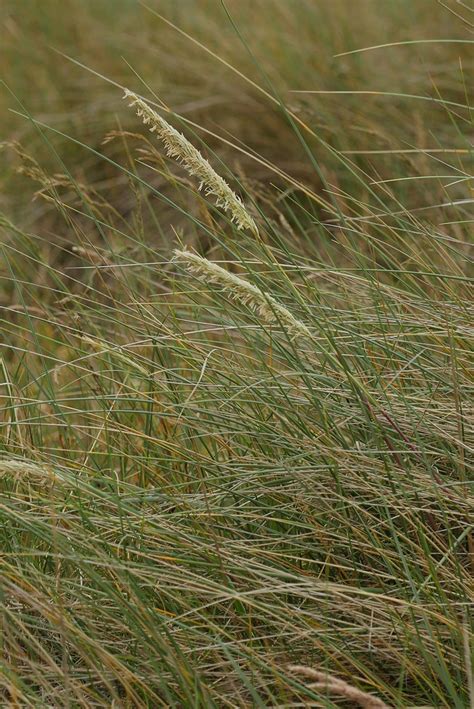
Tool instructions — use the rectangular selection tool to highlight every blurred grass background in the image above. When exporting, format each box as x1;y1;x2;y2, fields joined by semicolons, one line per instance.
2;0;471;220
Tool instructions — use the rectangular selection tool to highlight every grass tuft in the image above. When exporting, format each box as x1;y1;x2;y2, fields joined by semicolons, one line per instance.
0;1;472;706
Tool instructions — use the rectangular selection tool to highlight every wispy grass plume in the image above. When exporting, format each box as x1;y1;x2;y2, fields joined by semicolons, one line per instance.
0;459;59;486
288;665;391;709
173;248;311;338
124;90;258;234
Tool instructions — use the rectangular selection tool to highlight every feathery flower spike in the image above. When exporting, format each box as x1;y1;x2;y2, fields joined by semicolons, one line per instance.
124;90;258;234
174;249;310;339
288;665;390;709
0;459;59;486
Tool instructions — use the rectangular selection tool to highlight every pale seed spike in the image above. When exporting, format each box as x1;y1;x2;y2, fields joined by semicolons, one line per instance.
173;248;310;339
124;90;258;235
0;459;59;486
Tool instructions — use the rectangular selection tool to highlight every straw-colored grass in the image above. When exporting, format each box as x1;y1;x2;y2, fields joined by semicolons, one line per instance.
0;1;472;706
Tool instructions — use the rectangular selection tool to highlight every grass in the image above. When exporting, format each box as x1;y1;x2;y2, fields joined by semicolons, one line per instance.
0;1;473;706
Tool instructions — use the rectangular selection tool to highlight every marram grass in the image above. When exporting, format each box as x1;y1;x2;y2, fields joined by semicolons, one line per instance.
124;90;258;234
0;3;473;707
173;247;311;339
0;459;59;485
288;665;390;709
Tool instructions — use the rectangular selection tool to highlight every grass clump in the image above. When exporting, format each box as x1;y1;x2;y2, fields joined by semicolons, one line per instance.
0;2;473;706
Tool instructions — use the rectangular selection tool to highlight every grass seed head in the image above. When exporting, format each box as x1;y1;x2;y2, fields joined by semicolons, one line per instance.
0;459;59;486
288;665;391;709
124;90;258;234
173;248;311;339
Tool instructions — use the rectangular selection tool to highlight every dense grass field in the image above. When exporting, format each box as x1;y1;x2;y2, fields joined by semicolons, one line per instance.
1;1;473;706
